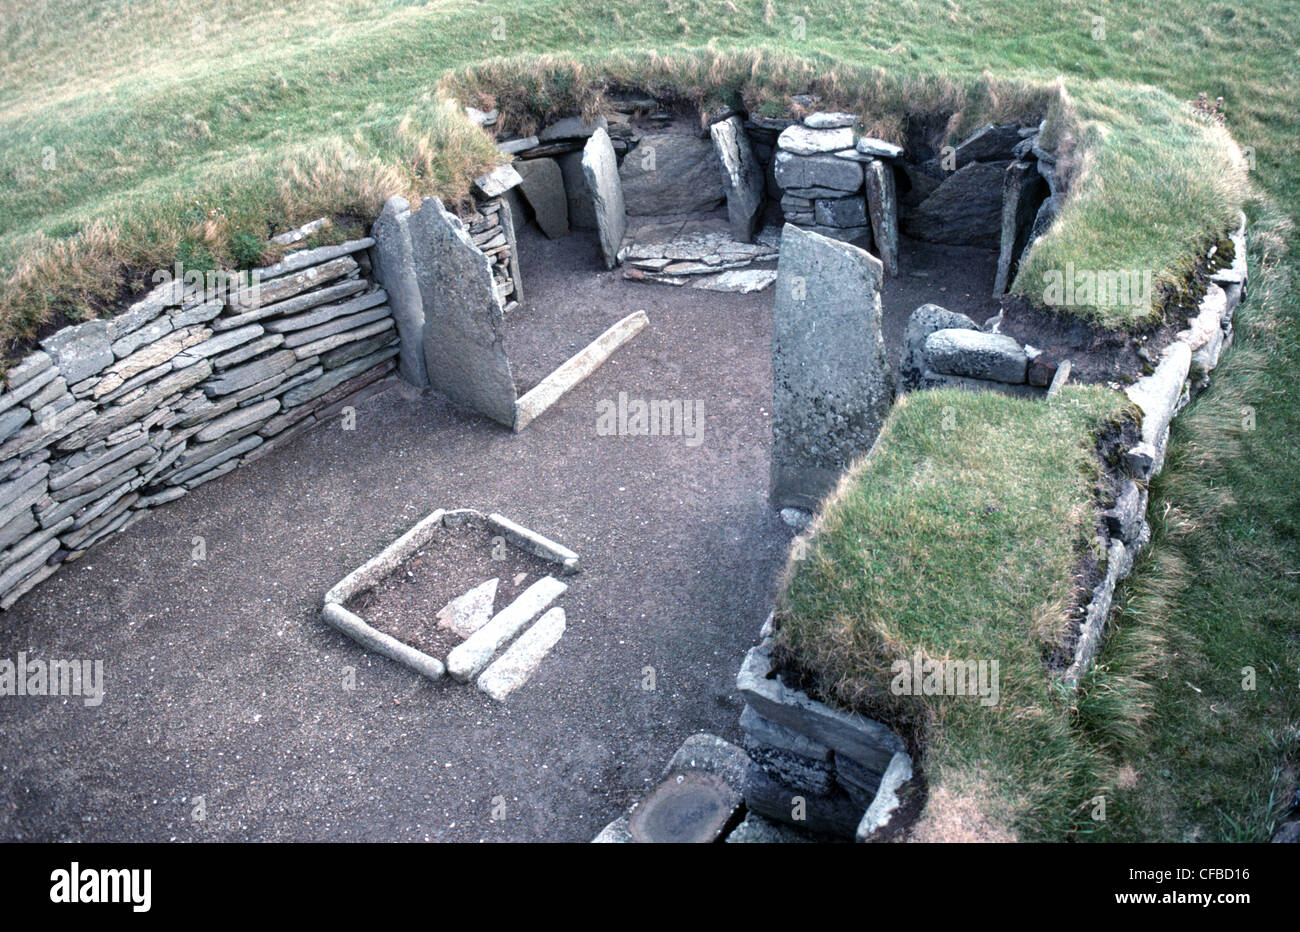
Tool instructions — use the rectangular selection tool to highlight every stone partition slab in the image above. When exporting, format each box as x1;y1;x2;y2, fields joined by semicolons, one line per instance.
408;197;518;427
770;224;893;510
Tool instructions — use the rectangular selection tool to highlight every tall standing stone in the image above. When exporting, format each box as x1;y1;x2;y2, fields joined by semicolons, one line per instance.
514;158;569;239
408;197;517;427
368;196;429;387
710;116;766;242
581;128;626;270
770;225;893;510
864;159;899;277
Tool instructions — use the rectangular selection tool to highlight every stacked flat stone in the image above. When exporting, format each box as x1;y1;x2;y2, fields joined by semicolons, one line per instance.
468;165;526;311
772;112;902;273
0;233;399;610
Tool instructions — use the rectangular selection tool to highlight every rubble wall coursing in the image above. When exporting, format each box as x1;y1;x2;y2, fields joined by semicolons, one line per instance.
0;236;401;610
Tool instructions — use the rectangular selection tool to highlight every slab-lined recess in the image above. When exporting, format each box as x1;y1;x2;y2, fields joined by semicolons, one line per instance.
321;507;579;688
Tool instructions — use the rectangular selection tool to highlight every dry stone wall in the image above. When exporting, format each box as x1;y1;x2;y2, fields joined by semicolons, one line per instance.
0;235;400;610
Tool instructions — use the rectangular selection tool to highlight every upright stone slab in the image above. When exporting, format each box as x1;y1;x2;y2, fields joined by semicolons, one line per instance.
709;116;765;242
993;160;1045;295
864;159;899;277
408;197;517;427
581;128;626;270
770;224;893;510
369;196;429;387
514;158;569;239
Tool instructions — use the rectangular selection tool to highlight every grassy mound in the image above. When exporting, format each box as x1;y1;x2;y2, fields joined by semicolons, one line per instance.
774;385;1131;840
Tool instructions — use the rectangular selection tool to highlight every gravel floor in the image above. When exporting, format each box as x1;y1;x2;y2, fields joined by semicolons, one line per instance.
0;220;997;842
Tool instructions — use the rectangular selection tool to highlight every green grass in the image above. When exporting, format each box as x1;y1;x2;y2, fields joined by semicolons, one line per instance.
775;385;1132;841
2;0;1298;841
0;0;1248;352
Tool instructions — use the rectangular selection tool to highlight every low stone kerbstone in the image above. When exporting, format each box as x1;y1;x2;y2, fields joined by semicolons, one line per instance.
924;328;1029;383
736;640;903;772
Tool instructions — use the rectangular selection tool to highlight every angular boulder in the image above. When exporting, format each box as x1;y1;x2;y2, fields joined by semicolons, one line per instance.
901;160;1010;248
898;304;979;392
773;150;863;194
619;133;724;215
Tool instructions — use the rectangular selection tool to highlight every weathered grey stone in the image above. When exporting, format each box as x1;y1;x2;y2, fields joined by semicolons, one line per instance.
292;318;393;360
96;326;211;397
663;733;752;790
993;160;1046;294
216;277;368;331
498;136;539;156
513;158;569;239
48;432;153;492
1125;341;1191;474
901;160;1010;248
262;289;387;334
22;376;68;413
855;751;914;842
270;217;330;247
776;124;854;155
742;762;863;839
195;398;280;444
773;150;863;193
855;136;904;160
368;196;429;388
3;351;54;393
202;351;294;397
169;434;262;487
539;115;607;142
924;328;1029;383
473;164;523;199
691;269;777;293
581;129;626;270
834;752;883;809
1102;479;1146;545
250;239;374;284
497;195;524;303
408;197;517;426
0;407;31;444
110;314;172;358
50;445;155;501
228;256;357;312
899;304;980;392
107;280;184;341
39;320;114;384
281;306;389;349
465;105;497;127
740;704;833;761
169;298;224;329
172;324;264;368
736;640;904;771
558;151;598;231
619;133;724;216
0;510;38;552
322;332;398;370
282;345;397;409
803;112;856;129
952;123;1023;167
864;159;899;277
814;196;867;229
770;224;893;510
5;399;98;459
211;333;286;370
1028;193;1058;244
725;812;819;843
710;116;765;242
